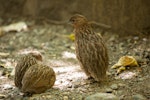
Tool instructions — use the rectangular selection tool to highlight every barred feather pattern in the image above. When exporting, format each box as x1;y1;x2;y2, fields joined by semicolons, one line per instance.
14;55;37;89
74;24;108;82
21;64;56;94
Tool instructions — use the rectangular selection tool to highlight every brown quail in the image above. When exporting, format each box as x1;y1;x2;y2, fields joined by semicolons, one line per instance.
69;14;108;82
28;51;43;61
14;52;42;89
21;64;56;94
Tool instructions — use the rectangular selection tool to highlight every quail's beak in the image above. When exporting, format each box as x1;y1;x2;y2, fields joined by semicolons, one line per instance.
68;19;73;25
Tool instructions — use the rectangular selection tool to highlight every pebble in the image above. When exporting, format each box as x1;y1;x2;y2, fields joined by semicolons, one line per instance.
73;84;79;88
10;68;15;76
142;38;147;42
134;56;143;63
118;83;125;87
11;95;25;100
110;84;118;90
138;78;144;81
62;92;70;95
116;90;123;96
0;94;6;99
134;36;139;40
2;84;13;90
119;95;125;100
85;93;119;100
106;72;112;76
132;94;146;100
63;96;69;100
67;85;72;88
80;88;87;93
73;81;81;88
105;88;113;93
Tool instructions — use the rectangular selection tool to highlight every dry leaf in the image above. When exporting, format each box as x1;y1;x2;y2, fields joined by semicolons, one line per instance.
112;56;139;74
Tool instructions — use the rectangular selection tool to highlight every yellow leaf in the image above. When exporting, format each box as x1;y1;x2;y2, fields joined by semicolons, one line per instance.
68;33;75;41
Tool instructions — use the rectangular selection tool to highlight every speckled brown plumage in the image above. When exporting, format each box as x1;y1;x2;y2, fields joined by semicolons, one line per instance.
21;64;56;94
28;51;43;61
69;14;108;82
14;52;42;89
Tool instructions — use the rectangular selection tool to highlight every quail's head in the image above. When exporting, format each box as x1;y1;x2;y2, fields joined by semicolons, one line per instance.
69;14;88;28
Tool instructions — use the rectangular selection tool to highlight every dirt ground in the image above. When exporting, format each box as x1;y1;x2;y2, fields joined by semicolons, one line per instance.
0;17;150;100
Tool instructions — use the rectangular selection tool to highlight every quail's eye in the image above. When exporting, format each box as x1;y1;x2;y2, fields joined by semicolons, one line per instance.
71;19;75;23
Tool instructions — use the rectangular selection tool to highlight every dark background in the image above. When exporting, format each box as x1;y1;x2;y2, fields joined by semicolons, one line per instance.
0;0;150;34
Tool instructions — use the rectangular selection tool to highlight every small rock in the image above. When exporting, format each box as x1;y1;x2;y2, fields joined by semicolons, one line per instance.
106;72;111;76
8;95;24;100
118;83;125;87
134;56;143;63
119;95;125;100
105;88;113;93
110;84;118;90
73;84;79;88
10;68;15;78
0;94;6;99
63;96;69;100
44;95;52;99
67;85;72;88
80;88;87;93
142;38;147;42
2;84;13;90
132;94;146;100
116;90;123;96
73;80;81;88
0;52;10;57
63;92;70;95
85;93;119;100
138;78;144;81
134;36;139;40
